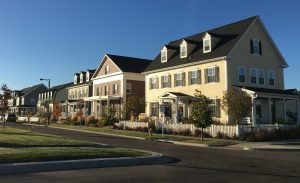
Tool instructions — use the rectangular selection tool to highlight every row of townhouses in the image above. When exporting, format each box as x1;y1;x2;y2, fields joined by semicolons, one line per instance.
7;16;300;125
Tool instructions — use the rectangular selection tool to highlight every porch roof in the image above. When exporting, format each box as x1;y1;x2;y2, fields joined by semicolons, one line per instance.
235;85;299;96
160;92;195;100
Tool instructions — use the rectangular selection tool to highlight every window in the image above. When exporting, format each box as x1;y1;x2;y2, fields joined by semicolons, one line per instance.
113;84;118;95
189;70;200;85
86;73;89;81
251;39;262;55
238;66;246;83
80;74;83;83
126;83;131;94
96;87;100;96
74;76;77;84
162;75;171;88
268;70;275;86
205;67;219;83
180;43;187;58
203;38;211;53
250;69;257;84
150;102;159;117
105;65;110;75
150;77;158;89
258;69;264;85
161;49;167;62
104;85;108;96
174;73;185;87
209;99;220;117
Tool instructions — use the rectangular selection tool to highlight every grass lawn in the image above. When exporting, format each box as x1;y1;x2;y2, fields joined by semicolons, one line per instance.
50;123;238;147
0;127;147;164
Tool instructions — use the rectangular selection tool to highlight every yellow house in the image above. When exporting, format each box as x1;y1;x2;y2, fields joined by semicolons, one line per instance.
143;16;299;125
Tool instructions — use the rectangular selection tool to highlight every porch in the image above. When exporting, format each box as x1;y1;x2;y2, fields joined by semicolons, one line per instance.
240;86;300;125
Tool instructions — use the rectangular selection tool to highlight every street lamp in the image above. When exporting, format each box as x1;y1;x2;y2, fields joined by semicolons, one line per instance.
40;78;51;126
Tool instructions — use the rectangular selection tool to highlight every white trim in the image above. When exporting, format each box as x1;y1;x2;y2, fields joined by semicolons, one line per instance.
93;74;123;85
180;41;187;58
161;48;168;63
238;65;246;83
203;37;211;53
143;56;227;75
91;54;123;79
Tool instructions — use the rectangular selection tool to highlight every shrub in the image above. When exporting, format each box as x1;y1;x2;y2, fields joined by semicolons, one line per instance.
71;115;78;122
216;132;224;139
193;129;211;138
86;115;97;127
148;122;156;133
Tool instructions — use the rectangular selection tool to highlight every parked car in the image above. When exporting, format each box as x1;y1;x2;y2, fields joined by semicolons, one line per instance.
5;113;17;123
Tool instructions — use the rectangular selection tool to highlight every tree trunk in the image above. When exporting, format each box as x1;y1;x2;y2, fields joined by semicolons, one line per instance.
201;127;203;141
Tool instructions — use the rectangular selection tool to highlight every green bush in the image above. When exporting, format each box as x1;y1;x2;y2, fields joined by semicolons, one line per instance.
86;115;97;127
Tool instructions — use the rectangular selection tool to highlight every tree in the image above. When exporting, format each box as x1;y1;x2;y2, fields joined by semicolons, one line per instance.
125;96;145;121
0;84;11;127
105;105;116;126
52;102;61;122
221;87;252;125
191;90;213;141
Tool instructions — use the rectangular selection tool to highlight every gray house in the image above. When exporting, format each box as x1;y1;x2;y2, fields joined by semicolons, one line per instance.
8;83;48;116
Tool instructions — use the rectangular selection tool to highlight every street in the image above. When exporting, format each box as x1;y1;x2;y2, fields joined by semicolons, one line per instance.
1;124;300;183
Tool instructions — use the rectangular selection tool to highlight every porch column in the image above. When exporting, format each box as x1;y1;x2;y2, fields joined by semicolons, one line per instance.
174;98;178;124
268;97;272;123
99;101;102;116
283;98;287;123
251;97;256;126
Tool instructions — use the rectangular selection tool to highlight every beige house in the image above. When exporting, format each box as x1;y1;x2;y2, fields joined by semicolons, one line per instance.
85;54;151;119
143;16;299;125
66;69;95;116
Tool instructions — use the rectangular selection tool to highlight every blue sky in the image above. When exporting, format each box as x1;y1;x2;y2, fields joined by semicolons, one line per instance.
0;0;299;90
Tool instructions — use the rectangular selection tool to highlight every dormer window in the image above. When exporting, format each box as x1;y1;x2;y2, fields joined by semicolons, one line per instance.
80;74;83;83
250;39;262;55
180;42;187;58
86;72;89;81
74;75;77;84
203;38;211;53
105;65;110;75
161;49;167;63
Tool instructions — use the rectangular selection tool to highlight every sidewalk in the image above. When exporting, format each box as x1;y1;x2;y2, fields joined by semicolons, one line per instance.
226;140;300;151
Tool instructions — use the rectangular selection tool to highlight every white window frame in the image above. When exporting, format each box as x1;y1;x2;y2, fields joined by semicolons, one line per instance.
104;85;108;96
113;84;118;95
161;49;167;63
207;67;216;83
180;42;187;58
190;70;198;85
175;73;183;87
203;38;211;53
86;73;89;82
150;77;157;89
126;83;132;94
268;70;275;86
258;69;265;85
250;68;257;84
252;39;260;55
74;76;77;84
162;75;169;88
238;66;246;83
80;74;83;83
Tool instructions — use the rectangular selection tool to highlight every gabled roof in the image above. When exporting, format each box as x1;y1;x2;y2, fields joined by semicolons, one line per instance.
50;82;73;91
106;54;152;73
144;16;258;72
21;83;47;97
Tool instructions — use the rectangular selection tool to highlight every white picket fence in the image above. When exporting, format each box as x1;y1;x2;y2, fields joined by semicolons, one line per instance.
17;116;40;122
118;121;298;138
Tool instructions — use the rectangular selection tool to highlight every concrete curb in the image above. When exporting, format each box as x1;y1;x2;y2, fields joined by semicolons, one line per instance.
157;139;209;148
242;147;300;151
0;151;171;175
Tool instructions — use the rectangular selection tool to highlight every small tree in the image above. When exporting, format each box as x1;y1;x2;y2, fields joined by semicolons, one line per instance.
191;90;213;141
105;105;116;127
125;96;145;121
0;84;11;127
221;87;252;125
52;102;61;122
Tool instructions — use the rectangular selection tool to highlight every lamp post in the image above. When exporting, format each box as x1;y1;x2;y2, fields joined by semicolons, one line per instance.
40;78;51;126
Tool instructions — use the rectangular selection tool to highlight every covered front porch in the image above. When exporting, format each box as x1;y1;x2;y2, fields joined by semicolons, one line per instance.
158;92;197;124
240;87;300;125
85;96;122;118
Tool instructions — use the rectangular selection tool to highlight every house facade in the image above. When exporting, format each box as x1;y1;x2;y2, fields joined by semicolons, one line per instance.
37;82;72;118
143;16;300;125
66;69;95;116
84;54;151;119
8;83;48;116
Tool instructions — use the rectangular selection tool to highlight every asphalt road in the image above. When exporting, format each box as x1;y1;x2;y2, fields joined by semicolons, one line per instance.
1;124;300;183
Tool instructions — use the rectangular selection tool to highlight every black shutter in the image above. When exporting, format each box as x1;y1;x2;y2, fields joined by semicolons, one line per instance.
168;74;171;87
156;77;159;89
182;73;186;86
161;76;164;88
188;71;191;85
197;70;201;84
149;78;152;90
250;39;254;54
215;67;220;82
204;69;208;83
174;74;176;87
259;41;262;55
216;99;221;117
